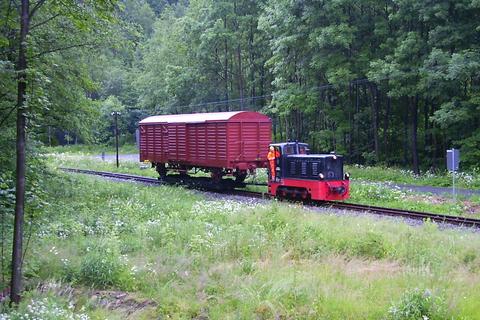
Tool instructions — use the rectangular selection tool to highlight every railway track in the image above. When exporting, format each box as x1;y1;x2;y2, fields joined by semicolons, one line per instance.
60;167;480;229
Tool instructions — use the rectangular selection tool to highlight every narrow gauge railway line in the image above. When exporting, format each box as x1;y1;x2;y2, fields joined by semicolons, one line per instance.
60;167;480;229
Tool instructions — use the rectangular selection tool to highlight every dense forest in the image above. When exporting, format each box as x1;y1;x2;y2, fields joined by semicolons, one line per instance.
2;0;480;174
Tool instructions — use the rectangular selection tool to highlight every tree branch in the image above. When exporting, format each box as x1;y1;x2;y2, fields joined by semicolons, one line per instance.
30;13;61;30
29;0;47;18
0;105;16;128
21;220;35;269
30;42;99;59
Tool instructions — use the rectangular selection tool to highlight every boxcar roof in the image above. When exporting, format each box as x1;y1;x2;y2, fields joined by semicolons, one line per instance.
139;111;270;124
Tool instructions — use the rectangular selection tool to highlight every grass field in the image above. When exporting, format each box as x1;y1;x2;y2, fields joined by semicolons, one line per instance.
2;166;480;319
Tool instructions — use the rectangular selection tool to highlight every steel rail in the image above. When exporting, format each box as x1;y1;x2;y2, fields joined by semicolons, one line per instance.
321;201;480;228
60;168;161;184
60;167;480;229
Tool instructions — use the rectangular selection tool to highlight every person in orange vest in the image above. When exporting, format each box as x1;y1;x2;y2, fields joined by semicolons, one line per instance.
267;146;280;181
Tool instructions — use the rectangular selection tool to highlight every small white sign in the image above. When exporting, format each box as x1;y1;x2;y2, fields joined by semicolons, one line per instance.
446;149;460;172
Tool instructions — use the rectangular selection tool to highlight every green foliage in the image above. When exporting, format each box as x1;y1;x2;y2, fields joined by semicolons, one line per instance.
352;231;388;259
456;131;480;169
79;239;133;289
387;288;447;320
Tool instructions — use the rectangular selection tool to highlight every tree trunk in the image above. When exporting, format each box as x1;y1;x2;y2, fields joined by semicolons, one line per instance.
355;83;360;162
403;97;409;166
236;44;244;110
312;109;318;152
370;83;380;162
259;64;265;108
348;83;353;163
382;95;391;161
295;110;299;141
285;115;289;141
272;117;277;142
47;126;51;146
410;95;420;175
278;115;283;142
423;98;431;163
233;1;244;110
248;22;255;106
11;0;29;305
430;102;437;165
223;16;229;111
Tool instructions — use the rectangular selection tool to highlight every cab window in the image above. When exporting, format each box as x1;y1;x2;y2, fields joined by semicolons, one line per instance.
283;145;295;155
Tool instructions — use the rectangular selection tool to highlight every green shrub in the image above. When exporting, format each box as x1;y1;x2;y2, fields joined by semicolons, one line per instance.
79;240;132;289
240;259;255;275
387;288;447;320
353;231;388;259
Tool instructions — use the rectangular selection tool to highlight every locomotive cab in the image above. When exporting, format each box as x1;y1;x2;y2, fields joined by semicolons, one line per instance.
268;142;309;181
267;142;350;201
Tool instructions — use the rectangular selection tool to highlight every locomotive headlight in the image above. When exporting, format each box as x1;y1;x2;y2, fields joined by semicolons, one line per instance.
319;173;325;180
344;172;350;180
333;155;337;160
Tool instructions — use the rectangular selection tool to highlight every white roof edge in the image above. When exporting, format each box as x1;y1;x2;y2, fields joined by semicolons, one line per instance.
139;111;267;124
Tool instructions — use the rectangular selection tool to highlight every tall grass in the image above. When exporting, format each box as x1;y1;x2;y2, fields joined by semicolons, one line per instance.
8;170;480;318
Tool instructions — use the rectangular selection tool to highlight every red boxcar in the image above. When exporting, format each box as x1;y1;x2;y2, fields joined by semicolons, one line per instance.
139;111;271;180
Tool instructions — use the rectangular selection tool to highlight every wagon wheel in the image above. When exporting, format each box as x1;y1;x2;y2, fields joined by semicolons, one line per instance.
211;169;224;184
178;166;189;178
234;171;248;183
156;164;167;180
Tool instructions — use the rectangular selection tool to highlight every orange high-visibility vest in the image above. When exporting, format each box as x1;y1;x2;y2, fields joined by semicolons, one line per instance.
267;149;280;180
267;150;280;160
267;150;275;161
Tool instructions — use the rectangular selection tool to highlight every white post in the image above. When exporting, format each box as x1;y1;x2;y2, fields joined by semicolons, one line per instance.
452;150;456;202
452;170;456;202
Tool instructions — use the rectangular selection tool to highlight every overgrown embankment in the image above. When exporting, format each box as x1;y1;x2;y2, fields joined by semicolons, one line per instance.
2;166;480;318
